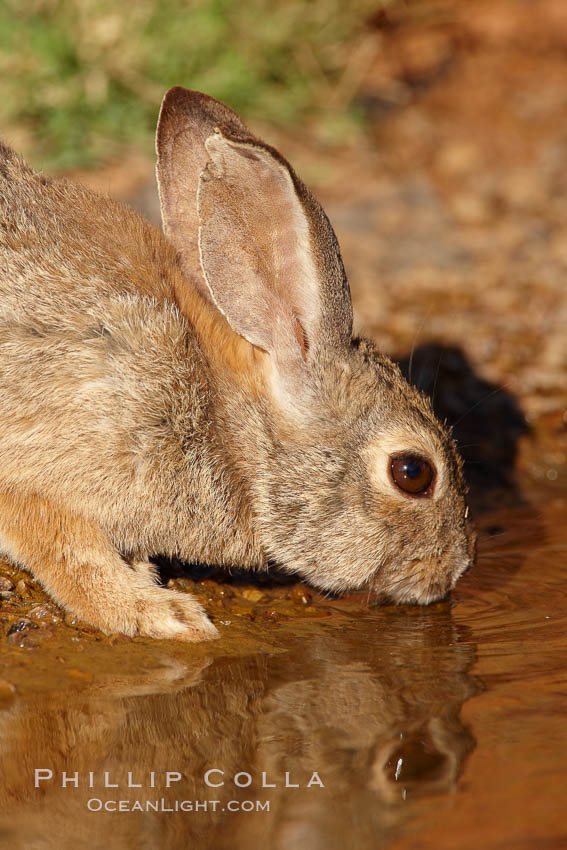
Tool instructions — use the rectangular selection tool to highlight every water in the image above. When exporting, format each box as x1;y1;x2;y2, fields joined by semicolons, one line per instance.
0;490;565;848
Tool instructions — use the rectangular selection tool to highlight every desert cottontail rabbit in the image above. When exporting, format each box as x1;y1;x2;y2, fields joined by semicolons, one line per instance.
0;87;474;640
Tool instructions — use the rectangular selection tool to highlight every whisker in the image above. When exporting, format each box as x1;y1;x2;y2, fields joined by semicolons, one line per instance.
477;547;536;559
384;571;423;597
407;308;433;384
475;529;509;541
451;382;513;429
396;578;424;601
430;348;443;410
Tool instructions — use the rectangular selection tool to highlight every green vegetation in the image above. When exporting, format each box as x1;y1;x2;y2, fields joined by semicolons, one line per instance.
0;0;389;169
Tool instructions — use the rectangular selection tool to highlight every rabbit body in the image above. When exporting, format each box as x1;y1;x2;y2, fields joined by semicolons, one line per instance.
0;89;474;640
0;143;259;564
0;142;263;638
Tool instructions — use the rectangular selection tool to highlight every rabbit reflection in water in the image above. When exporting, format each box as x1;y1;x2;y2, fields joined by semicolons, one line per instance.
0;87;474;639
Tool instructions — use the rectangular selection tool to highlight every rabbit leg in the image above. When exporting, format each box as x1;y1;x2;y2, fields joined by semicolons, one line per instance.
0;491;218;641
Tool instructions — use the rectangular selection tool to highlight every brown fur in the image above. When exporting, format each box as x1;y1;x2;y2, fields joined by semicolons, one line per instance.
0;89;474;640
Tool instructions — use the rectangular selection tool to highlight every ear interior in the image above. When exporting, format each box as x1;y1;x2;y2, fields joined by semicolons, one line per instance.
197;132;320;368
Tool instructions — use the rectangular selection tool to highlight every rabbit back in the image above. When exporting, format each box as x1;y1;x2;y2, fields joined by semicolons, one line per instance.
0;141;175;322
0;142;261;568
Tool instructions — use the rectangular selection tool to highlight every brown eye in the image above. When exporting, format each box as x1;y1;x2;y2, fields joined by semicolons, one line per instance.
390;454;434;497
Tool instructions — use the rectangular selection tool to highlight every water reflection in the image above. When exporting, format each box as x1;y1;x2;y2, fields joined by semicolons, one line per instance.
0;607;477;849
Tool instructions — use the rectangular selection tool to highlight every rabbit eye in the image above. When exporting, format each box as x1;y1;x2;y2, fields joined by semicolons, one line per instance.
390;454;434;497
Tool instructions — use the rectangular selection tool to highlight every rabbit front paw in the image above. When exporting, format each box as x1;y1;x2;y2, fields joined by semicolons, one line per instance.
131;587;219;641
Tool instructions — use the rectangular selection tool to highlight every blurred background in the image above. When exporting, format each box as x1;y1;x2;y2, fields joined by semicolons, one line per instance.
1;0;566;498
0;0;387;169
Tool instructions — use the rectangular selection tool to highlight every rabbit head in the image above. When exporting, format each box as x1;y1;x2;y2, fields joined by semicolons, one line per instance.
157;87;474;605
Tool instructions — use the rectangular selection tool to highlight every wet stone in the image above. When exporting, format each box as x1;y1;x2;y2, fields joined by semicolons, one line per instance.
241;588;265;603
7;618;38;636
260;609;291;623
28;604;62;625
6;618;40;647
289;584;313;605
14;580;29;596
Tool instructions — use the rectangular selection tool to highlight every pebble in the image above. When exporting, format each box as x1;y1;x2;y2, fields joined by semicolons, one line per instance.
107;634;130;645
64;612;80;627
241;588;265;603
261;609;289;622
28;604;62;625
6;618;39;647
289;585;313;606
0;577;14;592
7;618;38;636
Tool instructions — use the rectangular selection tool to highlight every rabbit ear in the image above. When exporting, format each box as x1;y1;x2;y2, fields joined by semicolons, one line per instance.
197;128;354;367
196;132;314;363
156;87;353;381
156;86;250;304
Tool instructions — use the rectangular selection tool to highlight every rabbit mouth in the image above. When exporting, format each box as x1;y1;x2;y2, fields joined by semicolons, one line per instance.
379;576;451;606
373;550;473;606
